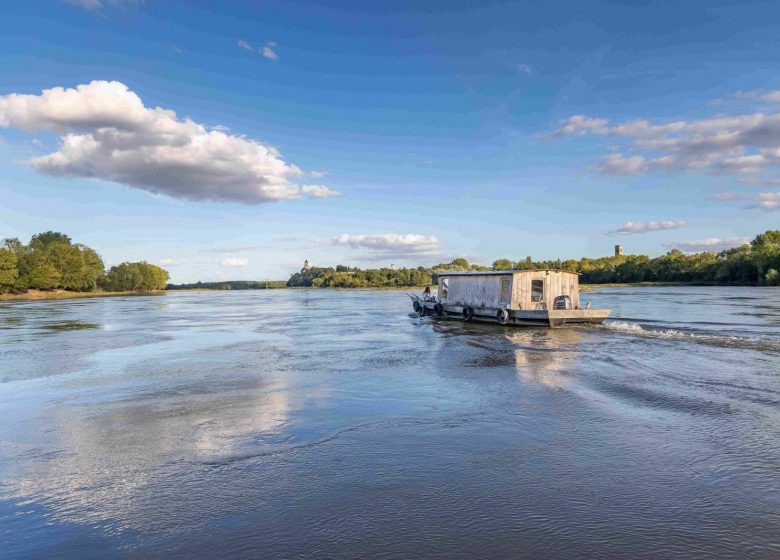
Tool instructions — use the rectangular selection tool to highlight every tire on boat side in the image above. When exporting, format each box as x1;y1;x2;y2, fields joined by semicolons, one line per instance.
496;308;509;324
433;303;444;317
412;300;421;313
462;307;474;322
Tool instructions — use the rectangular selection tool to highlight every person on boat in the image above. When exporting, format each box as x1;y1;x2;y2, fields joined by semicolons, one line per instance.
422;286;432;301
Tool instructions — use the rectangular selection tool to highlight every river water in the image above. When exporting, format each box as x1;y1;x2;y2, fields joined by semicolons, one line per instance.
1;287;779;559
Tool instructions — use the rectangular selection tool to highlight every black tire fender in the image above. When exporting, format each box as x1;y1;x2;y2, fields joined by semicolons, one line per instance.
412;300;421;313
462;307;474;322
496;308;509;324
433;303;444;316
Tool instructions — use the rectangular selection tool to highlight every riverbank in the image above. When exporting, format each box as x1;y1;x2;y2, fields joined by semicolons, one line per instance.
0;289;165;302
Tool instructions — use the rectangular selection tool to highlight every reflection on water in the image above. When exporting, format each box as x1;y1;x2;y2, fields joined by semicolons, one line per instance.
507;329;585;388
1;287;780;559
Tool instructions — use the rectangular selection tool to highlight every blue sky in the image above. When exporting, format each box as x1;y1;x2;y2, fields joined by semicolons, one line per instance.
2;0;780;282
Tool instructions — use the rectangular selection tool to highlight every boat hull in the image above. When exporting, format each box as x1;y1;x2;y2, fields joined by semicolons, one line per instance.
413;298;609;328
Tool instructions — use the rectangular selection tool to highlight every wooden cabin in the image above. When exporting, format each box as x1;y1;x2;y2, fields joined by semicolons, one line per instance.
439;270;579;311
411;270;609;327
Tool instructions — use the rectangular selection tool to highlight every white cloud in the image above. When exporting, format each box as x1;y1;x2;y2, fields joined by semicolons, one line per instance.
761;91;780;103
237;39;254;52
754;192;780;210
237;40;278;61
219;257;248;268
301;185;340;198
735;89;780;103
597;154;649;175
608;220;686;235
517;63;532;74
545;115;608;137
309;170;327;178
547;108;780;181
261;43;279;61
663;237;750;253
333;233;441;260
709;190;780;209
739;176;780;186
0;81;336;204
160;258;177;266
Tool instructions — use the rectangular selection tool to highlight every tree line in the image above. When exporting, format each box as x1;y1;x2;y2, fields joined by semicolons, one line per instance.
286;230;780;288
0;232;169;294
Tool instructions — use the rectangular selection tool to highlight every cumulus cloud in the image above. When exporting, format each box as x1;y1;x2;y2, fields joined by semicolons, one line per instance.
160;258;177;266
597;154;649;175
219;257;248;268
0;81;336;204
608;220;686;235
547;108;780;182
754;192;780;210
301;185;340;198
333;233;441;260
663;237;750;253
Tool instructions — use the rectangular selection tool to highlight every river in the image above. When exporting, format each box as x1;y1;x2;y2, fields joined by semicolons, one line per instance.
1;287;779;559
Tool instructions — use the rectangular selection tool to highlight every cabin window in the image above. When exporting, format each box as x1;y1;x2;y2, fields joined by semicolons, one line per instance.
531;279;544;303
441;278;449;300
499;277;511;305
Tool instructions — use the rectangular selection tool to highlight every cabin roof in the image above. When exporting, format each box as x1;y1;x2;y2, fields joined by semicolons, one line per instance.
436;269;579;276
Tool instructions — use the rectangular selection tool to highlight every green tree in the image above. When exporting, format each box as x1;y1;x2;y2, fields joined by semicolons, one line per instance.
492;258;513;270
79;246;105;290
102;262;169;292
26;255;60;290
29;231;72;250
0;248;19;293
451;258;470;269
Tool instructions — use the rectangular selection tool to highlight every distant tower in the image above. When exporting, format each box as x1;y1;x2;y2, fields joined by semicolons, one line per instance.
302;259;311;273
615;244;624;257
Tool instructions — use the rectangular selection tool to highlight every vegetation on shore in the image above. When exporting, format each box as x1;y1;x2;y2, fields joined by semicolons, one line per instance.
0;232;169;295
287;230;780;288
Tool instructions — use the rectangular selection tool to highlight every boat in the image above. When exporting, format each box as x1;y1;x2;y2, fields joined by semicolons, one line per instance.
410;270;610;327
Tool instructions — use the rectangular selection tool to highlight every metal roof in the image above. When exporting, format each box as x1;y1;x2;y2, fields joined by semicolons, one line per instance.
435;269;579;276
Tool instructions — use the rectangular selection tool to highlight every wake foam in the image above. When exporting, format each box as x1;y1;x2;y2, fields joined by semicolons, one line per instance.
599;320;779;353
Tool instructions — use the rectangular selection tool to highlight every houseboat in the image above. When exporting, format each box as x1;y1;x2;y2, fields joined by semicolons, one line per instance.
410;270;610;327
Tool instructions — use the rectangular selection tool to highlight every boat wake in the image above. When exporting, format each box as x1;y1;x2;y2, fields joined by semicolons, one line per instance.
598;320;780;353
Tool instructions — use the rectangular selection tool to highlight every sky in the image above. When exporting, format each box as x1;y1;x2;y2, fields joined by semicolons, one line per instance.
2;0;780;282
